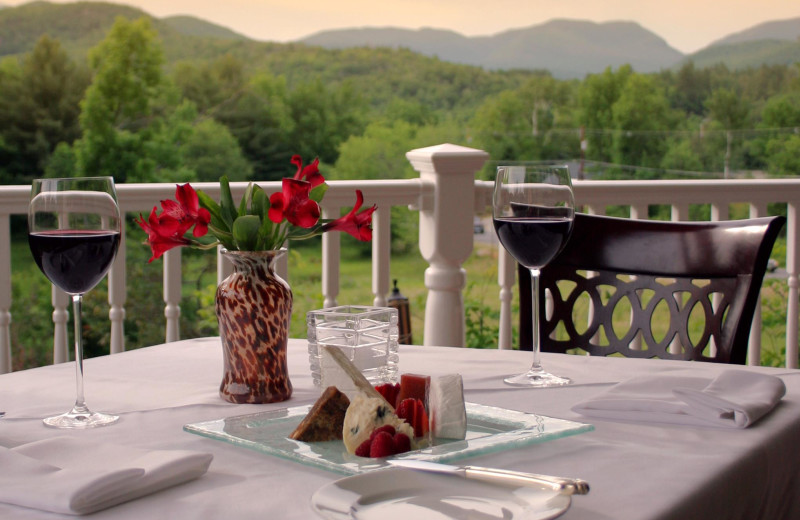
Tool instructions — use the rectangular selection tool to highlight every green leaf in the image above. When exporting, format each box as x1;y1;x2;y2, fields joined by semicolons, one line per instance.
219;176;237;227
196;190;226;228
252;186;267;218
239;182;254;217
232;215;261;251
208;223;236;250
309;183;328;203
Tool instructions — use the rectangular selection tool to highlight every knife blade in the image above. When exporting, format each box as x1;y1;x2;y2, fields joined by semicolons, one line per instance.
387;459;589;495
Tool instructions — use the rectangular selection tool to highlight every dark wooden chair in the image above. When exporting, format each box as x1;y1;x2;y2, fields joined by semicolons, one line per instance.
518;213;786;364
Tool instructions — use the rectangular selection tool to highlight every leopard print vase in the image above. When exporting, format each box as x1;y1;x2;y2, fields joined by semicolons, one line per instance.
216;249;293;404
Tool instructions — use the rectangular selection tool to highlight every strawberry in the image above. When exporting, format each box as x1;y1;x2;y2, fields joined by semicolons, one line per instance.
369;424;396;442
393;432;411;454
396;398;430;438
354;438;372;457
369;431;396;458
374;383;400;407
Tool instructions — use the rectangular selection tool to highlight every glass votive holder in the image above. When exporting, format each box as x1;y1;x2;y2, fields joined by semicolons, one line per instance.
307;305;399;396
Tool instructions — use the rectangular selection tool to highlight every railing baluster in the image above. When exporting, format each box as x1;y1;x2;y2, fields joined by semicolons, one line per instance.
163;248;181;342
108;223;126;354
52;287;69;364
748;203;769;366
372;205;391;307
322;206;341;308
0;214;11;373
708;203;729;359
786;202;799;369
497;246;515;350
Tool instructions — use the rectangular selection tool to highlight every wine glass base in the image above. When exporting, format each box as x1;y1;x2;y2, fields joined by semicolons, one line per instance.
504;370;572;387
43;409;119;429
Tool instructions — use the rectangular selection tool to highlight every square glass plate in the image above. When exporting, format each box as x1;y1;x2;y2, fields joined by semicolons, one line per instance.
184;402;593;475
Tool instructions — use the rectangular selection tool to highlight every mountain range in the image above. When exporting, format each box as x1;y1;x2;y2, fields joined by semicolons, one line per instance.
300;17;800;78
0;2;798;79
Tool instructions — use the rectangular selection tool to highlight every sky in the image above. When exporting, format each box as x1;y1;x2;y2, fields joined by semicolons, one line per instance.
4;0;800;54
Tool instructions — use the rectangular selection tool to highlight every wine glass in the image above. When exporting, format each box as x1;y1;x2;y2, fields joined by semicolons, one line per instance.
28;177;121;428
493;165;575;387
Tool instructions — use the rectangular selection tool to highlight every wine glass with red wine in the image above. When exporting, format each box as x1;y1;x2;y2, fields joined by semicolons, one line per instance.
28;177;121;428
493;165;575;387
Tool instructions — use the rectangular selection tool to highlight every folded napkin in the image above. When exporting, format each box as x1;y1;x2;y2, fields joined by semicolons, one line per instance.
0;437;213;515
572;370;786;428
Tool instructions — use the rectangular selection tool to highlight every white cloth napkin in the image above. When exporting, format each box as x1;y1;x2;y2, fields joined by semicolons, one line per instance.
0;437;213;515
572;370;786;428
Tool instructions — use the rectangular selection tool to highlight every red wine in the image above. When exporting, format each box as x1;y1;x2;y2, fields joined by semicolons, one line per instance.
29;230;120;295
494;217;573;269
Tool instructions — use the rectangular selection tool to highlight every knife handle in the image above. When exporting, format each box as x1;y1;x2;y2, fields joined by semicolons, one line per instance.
464;466;590;495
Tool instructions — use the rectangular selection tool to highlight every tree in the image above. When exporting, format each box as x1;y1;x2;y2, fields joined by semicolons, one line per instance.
670;61;712;116
213;73;295;182
611;73;675;168
578;66;633;162
182;116;252;182
286;79;366;165
173;53;246;114
705;88;751;177
76;16;175;181
0;36;88;183
470;90;531;162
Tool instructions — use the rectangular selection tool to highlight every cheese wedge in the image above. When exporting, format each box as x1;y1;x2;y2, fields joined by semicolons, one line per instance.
429;374;467;440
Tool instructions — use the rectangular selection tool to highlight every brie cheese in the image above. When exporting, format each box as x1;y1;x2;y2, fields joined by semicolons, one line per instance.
429;374;467;440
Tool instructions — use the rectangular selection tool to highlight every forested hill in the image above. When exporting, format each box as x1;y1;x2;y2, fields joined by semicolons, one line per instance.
301;20;684;79
2;2;799;81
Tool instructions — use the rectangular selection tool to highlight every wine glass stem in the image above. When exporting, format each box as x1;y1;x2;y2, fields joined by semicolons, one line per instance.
529;268;543;373
72;294;88;412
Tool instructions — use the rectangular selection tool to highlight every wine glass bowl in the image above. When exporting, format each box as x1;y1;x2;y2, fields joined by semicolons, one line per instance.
28;177;121;428
493;165;575;387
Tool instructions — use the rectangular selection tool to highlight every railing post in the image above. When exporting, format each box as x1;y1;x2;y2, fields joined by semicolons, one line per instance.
749;203;768;366
163;248;181;343
786;202;799;369
372;205;391;307
322;206;341;308
108;224;126;354
0;214;11;373
407;144;489;347
52;287;69;363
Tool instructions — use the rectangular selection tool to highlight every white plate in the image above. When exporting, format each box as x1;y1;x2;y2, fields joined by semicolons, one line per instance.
311;468;571;520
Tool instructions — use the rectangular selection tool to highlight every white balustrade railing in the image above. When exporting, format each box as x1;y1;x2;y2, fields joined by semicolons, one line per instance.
1;144;798;372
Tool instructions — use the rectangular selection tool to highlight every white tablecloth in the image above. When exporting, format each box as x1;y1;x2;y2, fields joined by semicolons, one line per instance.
1;338;799;519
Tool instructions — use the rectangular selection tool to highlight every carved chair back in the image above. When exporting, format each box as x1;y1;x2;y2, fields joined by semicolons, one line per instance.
518;214;785;364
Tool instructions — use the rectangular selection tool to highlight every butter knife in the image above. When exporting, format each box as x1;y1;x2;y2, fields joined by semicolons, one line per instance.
388;459;589;495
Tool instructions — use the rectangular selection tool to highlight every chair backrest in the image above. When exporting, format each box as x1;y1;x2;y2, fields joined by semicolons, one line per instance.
518;214;786;364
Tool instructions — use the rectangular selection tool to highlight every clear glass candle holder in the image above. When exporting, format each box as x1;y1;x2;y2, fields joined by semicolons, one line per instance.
307;305;399;396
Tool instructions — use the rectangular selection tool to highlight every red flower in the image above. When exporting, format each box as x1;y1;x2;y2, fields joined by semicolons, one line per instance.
136;207;192;262
291;155;324;188
136;184;211;262
161;184;211;238
268;177;321;228
322;190;376;241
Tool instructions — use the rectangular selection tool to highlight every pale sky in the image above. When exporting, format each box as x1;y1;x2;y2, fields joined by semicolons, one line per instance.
4;0;800;54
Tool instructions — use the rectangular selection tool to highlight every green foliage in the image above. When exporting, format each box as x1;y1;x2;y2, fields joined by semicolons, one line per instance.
0;36;88;183
611;74;676;167
75;17;172;180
